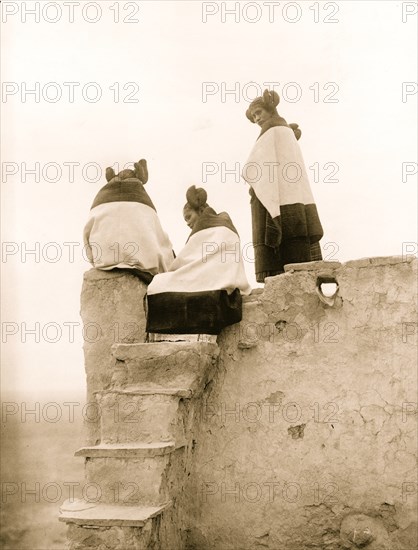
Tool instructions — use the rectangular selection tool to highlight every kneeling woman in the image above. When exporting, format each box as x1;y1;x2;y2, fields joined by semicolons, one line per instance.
146;186;251;335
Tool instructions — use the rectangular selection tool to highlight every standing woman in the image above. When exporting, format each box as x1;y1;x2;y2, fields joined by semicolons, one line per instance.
242;89;324;283
146;186;251;335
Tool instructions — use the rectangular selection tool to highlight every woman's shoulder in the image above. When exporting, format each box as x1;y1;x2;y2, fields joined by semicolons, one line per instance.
192;208;238;236
203;207;233;225
258;115;289;138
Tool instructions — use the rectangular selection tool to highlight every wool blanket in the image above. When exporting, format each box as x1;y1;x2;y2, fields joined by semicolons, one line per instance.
146;209;251;334
83;177;174;276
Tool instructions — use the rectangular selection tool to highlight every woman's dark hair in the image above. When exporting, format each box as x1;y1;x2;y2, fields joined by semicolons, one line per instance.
246;89;280;123
184;185;208;213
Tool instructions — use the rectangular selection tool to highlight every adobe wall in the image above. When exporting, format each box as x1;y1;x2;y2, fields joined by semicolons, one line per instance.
80;269;148;445
185;257;417;550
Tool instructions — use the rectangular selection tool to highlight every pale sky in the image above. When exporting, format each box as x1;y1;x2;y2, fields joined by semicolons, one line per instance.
1;0;417;396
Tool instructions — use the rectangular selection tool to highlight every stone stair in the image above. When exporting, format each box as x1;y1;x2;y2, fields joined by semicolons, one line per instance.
60;499;170;527
60;340;219;550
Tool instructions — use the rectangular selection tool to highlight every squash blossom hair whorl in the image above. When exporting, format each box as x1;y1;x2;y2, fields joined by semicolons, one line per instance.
185;185;208;213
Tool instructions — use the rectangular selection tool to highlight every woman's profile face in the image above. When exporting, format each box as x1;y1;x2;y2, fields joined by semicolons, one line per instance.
183;207;199;229
251;106;270;127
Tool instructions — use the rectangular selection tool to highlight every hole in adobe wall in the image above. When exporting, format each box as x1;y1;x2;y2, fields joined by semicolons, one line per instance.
320;282;338;297
316;275;339;306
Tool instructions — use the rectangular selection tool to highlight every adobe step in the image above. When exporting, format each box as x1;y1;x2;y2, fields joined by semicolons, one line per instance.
111;341;219;394
75;441;181;458
96;388;187;444
59;498;170;527
83;451;183;506
101;385;193;397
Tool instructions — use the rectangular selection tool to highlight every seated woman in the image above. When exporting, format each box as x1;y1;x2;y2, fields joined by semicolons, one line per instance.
146;186;251;335
83;159;174;283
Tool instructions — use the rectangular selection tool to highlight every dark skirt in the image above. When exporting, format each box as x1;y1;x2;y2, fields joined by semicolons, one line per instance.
251;194;322;283
146;289;242;335
254;238;312;281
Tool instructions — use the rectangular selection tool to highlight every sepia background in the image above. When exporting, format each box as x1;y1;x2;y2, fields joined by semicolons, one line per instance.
1;1;417;548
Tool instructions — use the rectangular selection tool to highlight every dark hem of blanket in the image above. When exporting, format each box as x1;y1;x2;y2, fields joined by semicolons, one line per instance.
146;289;242;335
254;239;323;283
250;191;323;248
